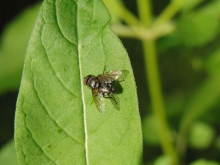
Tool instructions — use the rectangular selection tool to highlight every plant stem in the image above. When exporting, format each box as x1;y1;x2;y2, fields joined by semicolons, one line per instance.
152;0;186;27
103;0;176;40
103;0;142;26
103;0;150;39
110;23;175;40
144;40;179;165
136;0;178;164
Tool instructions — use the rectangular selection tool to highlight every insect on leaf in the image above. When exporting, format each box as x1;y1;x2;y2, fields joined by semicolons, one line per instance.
15;0;143;164
92;90;105;113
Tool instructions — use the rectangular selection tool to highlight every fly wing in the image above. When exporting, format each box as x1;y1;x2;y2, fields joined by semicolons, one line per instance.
92;89;105;113
101;70;122;83
117;69;129;82
110;94;120;110
101;69;129;83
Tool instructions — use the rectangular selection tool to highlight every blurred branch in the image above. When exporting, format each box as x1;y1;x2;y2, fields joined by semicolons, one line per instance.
111;22;175;40
102;0;144;30
152;0;186;28
103;0;175;40
136;0;179;164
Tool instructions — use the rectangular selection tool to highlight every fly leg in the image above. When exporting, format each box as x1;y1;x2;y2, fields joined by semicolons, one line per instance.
103;65;107;74
103;94;118;105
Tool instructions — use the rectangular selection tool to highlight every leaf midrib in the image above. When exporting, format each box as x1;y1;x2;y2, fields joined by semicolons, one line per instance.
75;2;89;165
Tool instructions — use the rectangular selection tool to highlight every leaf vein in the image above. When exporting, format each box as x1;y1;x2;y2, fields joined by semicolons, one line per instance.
21;96;57;165
39;33;79;99
89;113;113;136
94;122;130;165
32;81;84;145
54;1;77;46
19;145;28;164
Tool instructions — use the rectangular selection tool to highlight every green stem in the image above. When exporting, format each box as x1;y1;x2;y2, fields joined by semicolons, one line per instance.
136;0;178;164
152;0;186;27
144;40;178;165
103;0;147;39
103;0;176;40
103;0;141;26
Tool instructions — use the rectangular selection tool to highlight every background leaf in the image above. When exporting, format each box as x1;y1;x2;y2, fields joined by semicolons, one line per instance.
160;0;220;49
0;140;18;165
181;0;205;13
174;11;219;47
15;0;142;164
0;4;40;94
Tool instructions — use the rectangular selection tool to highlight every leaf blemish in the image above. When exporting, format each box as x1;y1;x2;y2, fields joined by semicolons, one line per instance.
57;128;62;133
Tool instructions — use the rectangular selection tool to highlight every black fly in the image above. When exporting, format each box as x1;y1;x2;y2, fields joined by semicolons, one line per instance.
83;67;129;113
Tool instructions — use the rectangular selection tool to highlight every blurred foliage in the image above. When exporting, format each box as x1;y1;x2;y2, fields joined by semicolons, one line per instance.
0;3;40;94
0;140;18;165
174;1;220;47
0;3;40;165
1;0;220;164
143;114;160;145
153;155;172;165
188;121;215;149
189;159;220;165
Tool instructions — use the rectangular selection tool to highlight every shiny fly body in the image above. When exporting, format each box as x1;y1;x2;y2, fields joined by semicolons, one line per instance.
83;68;129;113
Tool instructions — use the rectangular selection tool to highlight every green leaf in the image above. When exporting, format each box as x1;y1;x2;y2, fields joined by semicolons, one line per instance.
0;4;40;94
198;0;220;16
175;11;219;47
181;0;205;13
0;140;18;165
15;0;142;165
171;0;220;48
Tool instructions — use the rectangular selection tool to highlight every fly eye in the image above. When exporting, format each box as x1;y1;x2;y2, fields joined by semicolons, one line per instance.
83;75;90;85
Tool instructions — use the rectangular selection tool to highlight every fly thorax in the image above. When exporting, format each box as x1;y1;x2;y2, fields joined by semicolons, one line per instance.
86;76;99;89
99;82;114;95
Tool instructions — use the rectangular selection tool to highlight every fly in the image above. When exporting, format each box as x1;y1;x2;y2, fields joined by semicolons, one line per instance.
83;67;129;113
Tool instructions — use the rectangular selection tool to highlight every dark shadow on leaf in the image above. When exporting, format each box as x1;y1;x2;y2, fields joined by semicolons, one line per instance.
113;81;123;94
